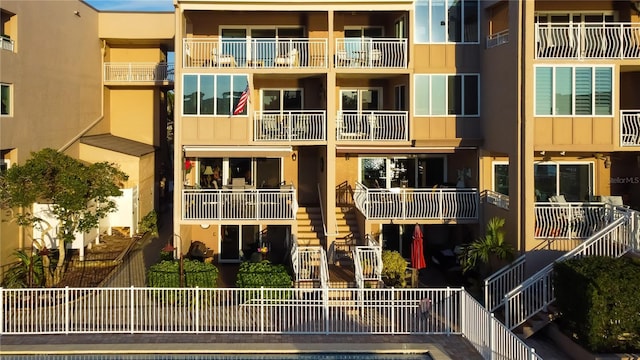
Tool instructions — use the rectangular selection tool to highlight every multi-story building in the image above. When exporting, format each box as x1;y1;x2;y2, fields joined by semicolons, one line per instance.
172;0;640;266
0;1;174;266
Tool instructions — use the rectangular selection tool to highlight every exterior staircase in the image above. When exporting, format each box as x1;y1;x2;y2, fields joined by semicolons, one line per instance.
332;207;361;267
296;206;324;247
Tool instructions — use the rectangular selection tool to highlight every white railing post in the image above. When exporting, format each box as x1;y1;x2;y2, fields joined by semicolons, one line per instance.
195;287;200;333
490;313;496;360
439;189;444;220
460;288;466;336
65;286;70;334
390;288;395;334
130;286;135;334
323;286;329;335
260;287;265;334
446;287;451;336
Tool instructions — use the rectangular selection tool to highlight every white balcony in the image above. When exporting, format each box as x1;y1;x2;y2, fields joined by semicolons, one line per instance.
621;110;640;146
103;62;174;82
182;188;297;221
335;38;407;68
535;23;640;59
183;38;328;69
486;29;509;49
353;183;479;221
534;202;611;240
1;36;14;52
336;111;408;142
253;110;326;142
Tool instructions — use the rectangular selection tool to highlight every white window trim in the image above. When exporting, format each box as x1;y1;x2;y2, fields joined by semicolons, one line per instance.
413;73;481;117
491;161;509;193
260;88;304;111
533;160;596;199
339;88;384;111
182;74;249;117
0;83;11;117
414;0;480;44
534;11;617;23
533;64;615;117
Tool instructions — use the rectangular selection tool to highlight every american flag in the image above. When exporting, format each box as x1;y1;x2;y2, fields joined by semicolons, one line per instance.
233;84;250;115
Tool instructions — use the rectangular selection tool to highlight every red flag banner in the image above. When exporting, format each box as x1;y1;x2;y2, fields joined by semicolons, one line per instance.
233;84;250;115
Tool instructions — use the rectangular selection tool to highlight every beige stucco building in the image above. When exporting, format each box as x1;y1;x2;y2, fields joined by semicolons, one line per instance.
0;1;174;267
170;0;640;266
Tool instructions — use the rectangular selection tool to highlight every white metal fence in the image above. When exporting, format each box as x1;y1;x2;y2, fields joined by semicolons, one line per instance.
336;111;408;141
183;38;328;69
353;183;479;221
486;29;509;49
462;291;542;360
621;110;640;146
483;190;509;210
0;287;542;359
483;254;526;313
182;189;297;221
253;110;326;141
504;209;636;330
1;36;14;52
335;38;407;68
104;62;174;82
535;23;640;59
534;202;610;240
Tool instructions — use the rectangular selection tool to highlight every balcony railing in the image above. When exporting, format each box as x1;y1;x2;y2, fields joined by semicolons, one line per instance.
183;38;328;69
103;62;174;82
1;36;14;52
483;190;509;210
182;188;297;221
535;22;640;59
353;183;479;221
335;38;407;68
336;111;408;141
253;110;326;141
621;110;640;146
486;29;509;49
534;202;610;240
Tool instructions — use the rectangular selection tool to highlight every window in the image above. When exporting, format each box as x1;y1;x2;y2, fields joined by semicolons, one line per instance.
414;74;479;116
360;156;446;189
340;89;381;111
261;89;302;111
0;159;9;173
415;0;479;43
492;162;509;195
1;83;10;116
194;157;283;189
182;74;248;116
534;162;594;202
535;66;612;116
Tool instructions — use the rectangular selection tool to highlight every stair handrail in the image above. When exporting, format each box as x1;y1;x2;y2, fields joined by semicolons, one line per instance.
353;182;369;218
317;183;339;237
353;249;364;289
319;247;330;288
290;236;299;281
504;211;633;330
483;253;526;313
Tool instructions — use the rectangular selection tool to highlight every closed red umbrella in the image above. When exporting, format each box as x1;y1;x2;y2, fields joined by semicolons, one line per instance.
411;224;426;270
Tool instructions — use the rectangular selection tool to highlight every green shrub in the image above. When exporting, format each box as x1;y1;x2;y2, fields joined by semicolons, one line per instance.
235;260;292;288
381;250;408;287
554;256;640;353
138;210;159;236
1;250;44;288
147;259;218;288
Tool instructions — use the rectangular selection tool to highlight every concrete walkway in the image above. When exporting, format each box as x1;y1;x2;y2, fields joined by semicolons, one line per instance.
0;333;483;359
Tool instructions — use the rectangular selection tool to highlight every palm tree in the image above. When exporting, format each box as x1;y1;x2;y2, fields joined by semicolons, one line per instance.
459;217;514;275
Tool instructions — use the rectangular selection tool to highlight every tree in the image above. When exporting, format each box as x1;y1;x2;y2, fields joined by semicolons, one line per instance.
0;148;128;286
458;217;514;275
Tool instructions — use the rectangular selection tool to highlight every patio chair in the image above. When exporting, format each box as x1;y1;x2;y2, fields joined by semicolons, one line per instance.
369;49;382;66
274;48;299;67
336;50;350;67
211;47;236;67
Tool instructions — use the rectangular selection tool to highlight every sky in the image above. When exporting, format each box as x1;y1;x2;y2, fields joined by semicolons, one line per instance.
85;0;173;11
